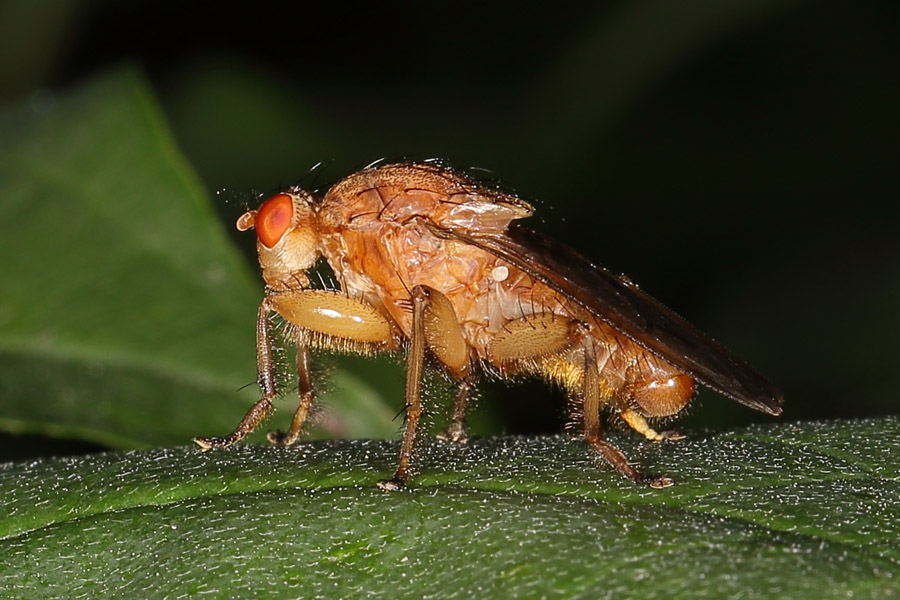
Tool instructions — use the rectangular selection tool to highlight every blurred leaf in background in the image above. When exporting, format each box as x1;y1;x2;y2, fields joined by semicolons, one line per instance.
0;67;403;456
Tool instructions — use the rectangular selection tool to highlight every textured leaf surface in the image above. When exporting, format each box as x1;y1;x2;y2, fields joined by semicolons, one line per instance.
0;68;399;448
1;418;897;599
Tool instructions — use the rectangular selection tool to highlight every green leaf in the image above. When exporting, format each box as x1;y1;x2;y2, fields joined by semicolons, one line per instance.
1;418;897;598
0;67;399;448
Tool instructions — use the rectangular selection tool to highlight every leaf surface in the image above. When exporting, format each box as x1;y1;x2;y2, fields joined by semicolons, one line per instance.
1;418;897;599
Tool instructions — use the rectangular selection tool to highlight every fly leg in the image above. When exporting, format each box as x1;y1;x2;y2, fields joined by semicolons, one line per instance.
619;409;685;442
195;291;395;452
378;285;429;491
422;286;473;445
437;378;473;444
580;331;673;489
379;285;473;490
267;345;315;446
194;299;278;450
487;312;669;485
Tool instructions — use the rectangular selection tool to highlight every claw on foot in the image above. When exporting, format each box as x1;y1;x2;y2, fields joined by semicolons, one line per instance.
266;431;294;446
648;476;675;489
192;436;223;451
377;477;406;492
436;426;468;445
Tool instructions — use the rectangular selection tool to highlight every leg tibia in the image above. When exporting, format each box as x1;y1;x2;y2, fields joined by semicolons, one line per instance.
194;299;279;450
580;333;674;488
267;345;316;447
379;285;429;491
437;379;473;444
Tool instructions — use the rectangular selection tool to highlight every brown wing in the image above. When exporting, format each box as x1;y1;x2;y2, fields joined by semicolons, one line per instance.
427;221;783;415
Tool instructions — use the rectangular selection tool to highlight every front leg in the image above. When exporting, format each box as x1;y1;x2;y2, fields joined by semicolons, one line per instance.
194;299;279;450
267;345;315;446
195;290;395;452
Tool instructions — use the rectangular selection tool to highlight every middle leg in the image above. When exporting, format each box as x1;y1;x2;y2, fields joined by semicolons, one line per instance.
378;285;474;490
377;285;430;491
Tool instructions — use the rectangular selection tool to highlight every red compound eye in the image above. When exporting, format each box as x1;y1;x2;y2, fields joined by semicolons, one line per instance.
255;193;293;248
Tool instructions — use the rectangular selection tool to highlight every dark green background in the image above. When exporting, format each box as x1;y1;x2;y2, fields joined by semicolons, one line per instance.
1;0;898;457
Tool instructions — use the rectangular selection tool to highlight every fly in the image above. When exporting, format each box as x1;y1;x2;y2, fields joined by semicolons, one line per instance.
194;162;783;489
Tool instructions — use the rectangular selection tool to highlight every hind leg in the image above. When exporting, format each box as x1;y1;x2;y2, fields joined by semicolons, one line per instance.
620;409;686;442
579;335;673;488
